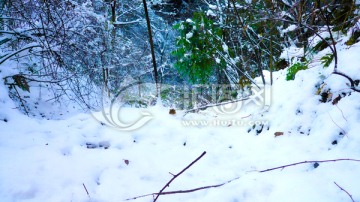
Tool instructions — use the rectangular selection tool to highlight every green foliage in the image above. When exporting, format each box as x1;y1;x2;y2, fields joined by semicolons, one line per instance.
330;0;357;33
172;12;226;84
286;62;308;81
320;54;334;68
239;76;252;90
345;30;360;46
160;86;183;105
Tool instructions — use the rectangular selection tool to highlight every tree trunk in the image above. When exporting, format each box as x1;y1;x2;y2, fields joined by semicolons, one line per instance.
111;0;116;22
142;0;159;97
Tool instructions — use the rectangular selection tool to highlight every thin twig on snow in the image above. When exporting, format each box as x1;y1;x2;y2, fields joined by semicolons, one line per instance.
334;182;355;202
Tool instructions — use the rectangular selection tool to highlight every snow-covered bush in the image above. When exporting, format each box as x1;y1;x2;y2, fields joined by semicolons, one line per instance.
286;62;308;81
172;12;226;84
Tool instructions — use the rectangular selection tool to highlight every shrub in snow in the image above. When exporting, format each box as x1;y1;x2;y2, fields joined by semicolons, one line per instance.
172;12;226;84
286;62;308;81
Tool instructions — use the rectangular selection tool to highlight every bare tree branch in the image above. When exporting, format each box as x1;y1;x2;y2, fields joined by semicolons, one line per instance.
82;183;90;198
0;45;42;65
184;97;250;116
127;158;360;201
153;151;207;202
327;112;347;137
334;182;355;202
258;158;360;173
332;71;360;93
125;177;240;201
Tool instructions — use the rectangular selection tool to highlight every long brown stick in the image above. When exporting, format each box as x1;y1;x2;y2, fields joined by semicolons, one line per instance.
153;151;206;202
128;158;360;201
126;177;239;201
259;158;360;173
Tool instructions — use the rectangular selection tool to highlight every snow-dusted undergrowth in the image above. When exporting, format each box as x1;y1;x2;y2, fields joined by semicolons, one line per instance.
1;38;360;202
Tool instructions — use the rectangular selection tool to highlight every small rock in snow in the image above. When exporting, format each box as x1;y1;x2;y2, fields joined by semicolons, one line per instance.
99;141;110;149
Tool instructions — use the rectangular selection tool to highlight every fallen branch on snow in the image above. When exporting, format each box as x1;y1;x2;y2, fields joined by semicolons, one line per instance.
152;151;206;202
125;177;239;201
332;71;360;93
127;158;360;201
257;158;360;173
328;112;348;137
334;181;355;202
126;151;210;201
82;183;90;198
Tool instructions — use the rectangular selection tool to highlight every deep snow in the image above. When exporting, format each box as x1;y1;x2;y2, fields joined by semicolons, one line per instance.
1;36;360;202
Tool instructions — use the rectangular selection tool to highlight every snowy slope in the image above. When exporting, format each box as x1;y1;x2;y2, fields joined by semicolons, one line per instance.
1;41;360;202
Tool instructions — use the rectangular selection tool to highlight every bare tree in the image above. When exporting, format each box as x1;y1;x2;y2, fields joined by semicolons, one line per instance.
142;0;159;97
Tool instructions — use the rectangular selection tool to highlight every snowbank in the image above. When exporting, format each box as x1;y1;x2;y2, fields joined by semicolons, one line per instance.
1;35;360;202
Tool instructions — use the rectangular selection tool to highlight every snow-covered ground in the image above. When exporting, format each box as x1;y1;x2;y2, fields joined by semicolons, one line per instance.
1;39;360;202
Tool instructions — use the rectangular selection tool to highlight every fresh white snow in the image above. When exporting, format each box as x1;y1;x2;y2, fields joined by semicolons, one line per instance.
1;36;360;202
186;32;193;39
